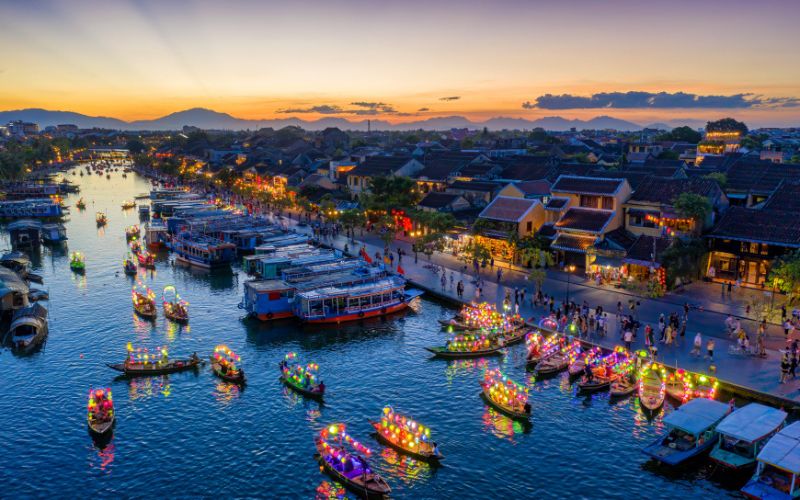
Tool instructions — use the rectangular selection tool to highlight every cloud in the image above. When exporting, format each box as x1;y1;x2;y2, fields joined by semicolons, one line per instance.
417;107;430;112
524;91;800;109
278;102;410;116
439;96;460;101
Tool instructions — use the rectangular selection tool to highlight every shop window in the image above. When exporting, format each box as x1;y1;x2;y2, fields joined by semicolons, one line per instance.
760;244;769;256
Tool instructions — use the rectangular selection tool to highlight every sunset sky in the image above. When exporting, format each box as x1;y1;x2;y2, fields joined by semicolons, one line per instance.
1;0;799;126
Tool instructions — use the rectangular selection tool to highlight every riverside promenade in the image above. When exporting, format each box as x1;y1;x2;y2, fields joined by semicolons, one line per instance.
282;216;800;407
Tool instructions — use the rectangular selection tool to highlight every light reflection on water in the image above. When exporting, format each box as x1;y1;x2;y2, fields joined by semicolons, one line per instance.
0;168;740;499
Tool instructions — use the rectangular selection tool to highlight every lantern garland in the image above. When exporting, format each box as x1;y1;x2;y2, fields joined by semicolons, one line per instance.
378;406;434;453
132;282;156;307
638;362;667;400
668;369;718;402
482;368;529;410
318;423;372;458
458;302;521;331
162;285;189;318
213;344;241;375
87;387;114;422
281;352;321;387
126;342;169;366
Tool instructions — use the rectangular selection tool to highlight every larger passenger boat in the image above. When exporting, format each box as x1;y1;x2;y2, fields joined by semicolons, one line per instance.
0;199;63;219
171;234;236;268
711;403;787;471
293;277;423;324
742;422;800;499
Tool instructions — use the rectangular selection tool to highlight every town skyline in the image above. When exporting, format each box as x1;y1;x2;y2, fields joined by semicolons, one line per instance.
2;0;799;127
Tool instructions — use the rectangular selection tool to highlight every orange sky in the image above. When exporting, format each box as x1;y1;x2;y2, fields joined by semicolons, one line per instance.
1;0;799;126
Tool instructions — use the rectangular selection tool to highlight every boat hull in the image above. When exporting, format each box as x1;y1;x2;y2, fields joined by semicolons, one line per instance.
107;358;201;376
280;374;323;399
369;421;443;463
302;301;409;324
642;434;719;466
426;346;504;359
315;440;391;499
210;359;246;385
480;389;530;421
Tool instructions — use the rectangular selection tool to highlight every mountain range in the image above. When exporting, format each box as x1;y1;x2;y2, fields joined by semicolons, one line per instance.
0;107;706;132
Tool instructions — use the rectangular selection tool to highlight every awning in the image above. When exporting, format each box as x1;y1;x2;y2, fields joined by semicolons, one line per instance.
591;255;624;268
551;234;596;254
627;209;659;217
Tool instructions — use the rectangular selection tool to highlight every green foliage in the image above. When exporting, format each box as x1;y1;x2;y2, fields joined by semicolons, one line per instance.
125;139;146;154
364;176;420;212
656;150;680;160
706;118;748;135
769;250;800;299
661;238;707;287
461;240;491;264
673;192;712;224
703;172;727;189
656;126;702;144
740;133;769;151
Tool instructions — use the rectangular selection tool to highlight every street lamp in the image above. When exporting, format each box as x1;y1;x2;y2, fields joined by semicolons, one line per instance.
566;264;576;303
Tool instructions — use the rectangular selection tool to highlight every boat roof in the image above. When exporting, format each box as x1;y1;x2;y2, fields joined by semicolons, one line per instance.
758;422;800;474
244;279;292;292
0;267;28;295
663;398;729;435
1;251;30;266
8;219;43;230
12;302;47;322
716;403;787;443
296;277;405;300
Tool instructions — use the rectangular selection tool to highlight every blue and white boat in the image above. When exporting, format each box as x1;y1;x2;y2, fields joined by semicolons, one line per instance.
0;199;63;218
711;403;787;471
41;223;68;243
742;422;800;499
172;235;236;269
642;398;730;465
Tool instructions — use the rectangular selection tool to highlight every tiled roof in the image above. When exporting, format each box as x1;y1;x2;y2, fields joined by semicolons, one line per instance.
537;224;557;239
708;207;800;247
551;233;597;254
447;180;501;193
764;181;800;212
478;196;539;223
725;159;800;194
624;236;673;266
628;177;721;205
589;170;652;190
500;162;554;182
548;164;597;181
555;208;615;233
418;192;462;209
415;159;464;181
544;197;569;210
348;156;412;177
514;180;551;196
551;175;625;195
603;227;638;251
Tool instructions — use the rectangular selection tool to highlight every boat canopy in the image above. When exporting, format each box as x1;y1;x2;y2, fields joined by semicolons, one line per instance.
296;277;405;301
0;267;29;296
716;403;787;443
663;398;729;436
757;422;800;474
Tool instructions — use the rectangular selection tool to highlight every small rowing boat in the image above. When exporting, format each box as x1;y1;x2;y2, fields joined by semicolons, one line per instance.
370;406;443;463
279;352;324;399
439;302;524;333
210;344;246;385
536;340;582;376
95;211;107;226
577;347;631;393
76;198;86;210
162;285;188;323
639;362;666;413
125;225;140;239
87;387;115;438
665;369;719;405
526;334;565;369
316;423;391;499
568;346;602;377
123;254;137;275
132;282;157;319
121;200;136;209
480;368;531;421
70;251;85;273
136;250;155;268
108;344;201;376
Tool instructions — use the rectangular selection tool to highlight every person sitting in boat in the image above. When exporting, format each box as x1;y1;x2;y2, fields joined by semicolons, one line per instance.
190;352;199;364
523;402;531;415
303;372;312;388
316;380;325;394
278;359;287;371
583;363;594;382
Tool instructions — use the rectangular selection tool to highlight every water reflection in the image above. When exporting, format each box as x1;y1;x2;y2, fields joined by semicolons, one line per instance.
123;375;172;401
89;442;116;472
480;406;530;442
213;380;242;404
379;447;432;485
443;358;489;382
315;481;348;500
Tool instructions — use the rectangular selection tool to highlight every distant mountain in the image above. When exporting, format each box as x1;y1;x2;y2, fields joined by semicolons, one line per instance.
0;107;646;132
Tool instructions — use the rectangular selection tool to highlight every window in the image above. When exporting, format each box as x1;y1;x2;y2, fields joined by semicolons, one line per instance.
602;197;614;210
579;195;599;208
760;243;769;256
526;221;533;232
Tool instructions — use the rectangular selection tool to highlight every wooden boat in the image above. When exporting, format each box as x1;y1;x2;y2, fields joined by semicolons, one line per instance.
69;251;85;273
578;374;615;393
480;368;531;421
87;387;115;438
742;421;800;499
129;239;142;254
577;347;631;393
132;283;157;319
369;406;443;463
162;285;188;323
610;377;637;398
529;337;573;371
136;251;155;268
121;200;136;209
666;370;719;405
642;398;731;466
95;211;107;226
9;303;48;354
568;347;602;377
279;352;324;399
426;345;504;359
125;225;140;239
639;363;666;413
711;403;787;471
210;345;245;385
107;355;202;376
75;198;86;210
315;423;391;499
123;256;137;275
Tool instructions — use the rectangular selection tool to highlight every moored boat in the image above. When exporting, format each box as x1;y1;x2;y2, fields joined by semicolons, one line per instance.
438;302;524;333
278;352;324;399
568;346;602;377
577;347;631;393
162;285;188;323
642;398;731;466
711;403;787;471
107;344;202;376
480;368;531;421
536;340;581;376
121;200;136;209
69;251;86;273
527;334;566;369
638;362;667;413
136;250;155;268
9;303;48;354
87;387;115;438
123;254;137;275
132;282;157;319
125;225;140;240
665;369;718;405
315;423;391;499
210;344;245;385
370;406;443;463
742;422;800;499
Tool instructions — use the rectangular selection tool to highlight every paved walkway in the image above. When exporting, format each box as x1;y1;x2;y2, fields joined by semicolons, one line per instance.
278;214;800;405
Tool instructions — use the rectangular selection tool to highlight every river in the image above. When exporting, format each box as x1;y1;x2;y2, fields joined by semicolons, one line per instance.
0;167;739;498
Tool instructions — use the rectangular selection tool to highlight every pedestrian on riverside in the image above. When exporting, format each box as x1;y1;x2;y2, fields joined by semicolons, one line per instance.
727;281;733;296
757;329;766;358
617;301;623;319
456;280;464;299
705;339;715;361
791;353;798;380
658;314;666;341
490;257;494;269
692;332;702;356
440;273;446;291
785;319;792;339
449;272;454;290
782;305;788;322
623;328;633;350
497;269;503;283
781;354;791;384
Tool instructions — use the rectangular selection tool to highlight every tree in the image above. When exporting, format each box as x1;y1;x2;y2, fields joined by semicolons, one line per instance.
339;209;366;241
125;139;146;154
673;193;712;228
769;250;800;300
461;240;491;266
420;232;445;260
656;126;702;144
660;237;708;288
706;118;748;135
656;150;680;160
703;172;727;189
365;176;420;213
